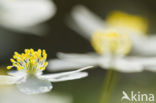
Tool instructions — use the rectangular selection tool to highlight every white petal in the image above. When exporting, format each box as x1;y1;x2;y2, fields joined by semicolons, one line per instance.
114;58;144;73
8;70;26;77
48;59;88;71
0;75;19;84
40;66;93;82
131;57;156;66
48;53;98;71
130;57;156;72
57;52;97;59
45;72;88;82
17;76;52;94
0;0;56;28
68;5;106;39
99;57;144;73
98;56;113;69
113;57;156;73
132;35;156;56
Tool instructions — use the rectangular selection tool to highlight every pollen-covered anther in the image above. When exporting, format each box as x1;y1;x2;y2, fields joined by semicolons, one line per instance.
7;49;48;74
7;66;12;70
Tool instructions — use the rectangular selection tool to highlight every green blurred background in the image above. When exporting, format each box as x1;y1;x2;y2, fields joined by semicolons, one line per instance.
0;0;156;103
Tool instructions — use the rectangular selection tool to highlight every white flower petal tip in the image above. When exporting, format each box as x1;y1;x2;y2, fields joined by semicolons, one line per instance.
17;76;52;94
68;5;106;39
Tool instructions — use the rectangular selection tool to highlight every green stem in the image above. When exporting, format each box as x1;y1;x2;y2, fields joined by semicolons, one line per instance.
99;69;117;103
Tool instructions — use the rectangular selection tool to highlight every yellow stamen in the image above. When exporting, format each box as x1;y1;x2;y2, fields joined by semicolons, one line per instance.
7;49;48;74
91;31;132;55
7;66;12;70
10;59;15;63
106;11;148;34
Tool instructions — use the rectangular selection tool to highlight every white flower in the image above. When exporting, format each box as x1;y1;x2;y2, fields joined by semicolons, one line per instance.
0;0;56;35
0;49;92;94
67;5;156;56
48;31;156;73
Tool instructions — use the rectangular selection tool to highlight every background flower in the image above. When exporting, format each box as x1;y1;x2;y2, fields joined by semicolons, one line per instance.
48;31;156;73
67;5;156;56
0;0;56;35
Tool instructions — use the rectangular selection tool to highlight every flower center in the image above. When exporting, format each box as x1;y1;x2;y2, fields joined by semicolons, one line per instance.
91;31;132;55
7;49;48;74
106;11;148;34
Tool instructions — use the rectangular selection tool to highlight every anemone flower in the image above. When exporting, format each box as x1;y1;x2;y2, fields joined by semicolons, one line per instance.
67;5;156;56
0;49;92;94
48;30;156;103
48;30;156;73
0;0;56;35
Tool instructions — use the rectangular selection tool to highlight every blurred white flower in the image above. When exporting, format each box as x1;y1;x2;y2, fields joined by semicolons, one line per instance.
48;31;156;73
0;49;92;94
0;0;56;35
67;5;156;56
0;87;72;103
